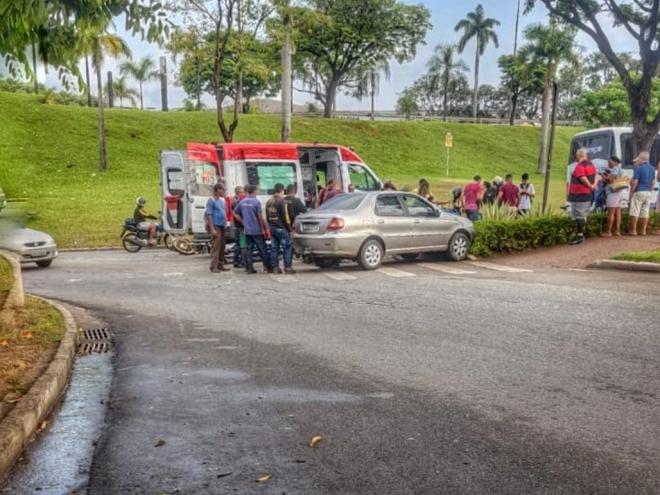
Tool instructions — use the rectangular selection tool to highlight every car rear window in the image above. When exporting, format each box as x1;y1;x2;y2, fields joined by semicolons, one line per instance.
317;193;365;211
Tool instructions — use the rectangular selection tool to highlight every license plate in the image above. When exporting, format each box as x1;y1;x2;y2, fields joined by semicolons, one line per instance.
31;250;47;257
302;223;320;233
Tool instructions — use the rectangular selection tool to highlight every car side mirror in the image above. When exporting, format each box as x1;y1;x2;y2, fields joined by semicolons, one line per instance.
434;208;441;217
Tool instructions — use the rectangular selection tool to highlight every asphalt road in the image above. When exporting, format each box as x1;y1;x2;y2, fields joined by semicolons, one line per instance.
17;250;660;494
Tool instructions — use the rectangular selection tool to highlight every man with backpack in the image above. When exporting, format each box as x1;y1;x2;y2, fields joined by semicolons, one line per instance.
518;173;535;215
266;183;295;274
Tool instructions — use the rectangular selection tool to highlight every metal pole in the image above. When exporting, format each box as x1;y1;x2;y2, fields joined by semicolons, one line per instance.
446;148;450;178
542;81;559;213
107;71;114;108
160;56;169;112
280;1;292;143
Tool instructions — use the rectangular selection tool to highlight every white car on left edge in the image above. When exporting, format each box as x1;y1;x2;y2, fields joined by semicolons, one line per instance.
0;227;58;268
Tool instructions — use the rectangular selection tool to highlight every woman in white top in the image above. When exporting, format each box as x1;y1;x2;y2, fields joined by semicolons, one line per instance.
604;156;624;237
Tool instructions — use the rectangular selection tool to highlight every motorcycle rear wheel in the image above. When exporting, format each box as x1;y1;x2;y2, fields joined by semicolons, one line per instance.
173;235;195;255
122;233;142;253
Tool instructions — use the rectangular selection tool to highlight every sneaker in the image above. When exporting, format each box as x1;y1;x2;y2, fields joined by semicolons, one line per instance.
210;268;221;273
275;267;283;274
569;236;584;245
284;268;296;275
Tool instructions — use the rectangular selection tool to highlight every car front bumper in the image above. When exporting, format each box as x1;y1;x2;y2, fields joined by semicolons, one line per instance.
16;246;58;264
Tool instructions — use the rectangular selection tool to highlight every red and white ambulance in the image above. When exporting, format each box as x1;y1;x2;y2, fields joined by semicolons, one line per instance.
160;142;383;238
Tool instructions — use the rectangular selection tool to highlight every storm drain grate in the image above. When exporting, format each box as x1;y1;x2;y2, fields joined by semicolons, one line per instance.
78;327;113;355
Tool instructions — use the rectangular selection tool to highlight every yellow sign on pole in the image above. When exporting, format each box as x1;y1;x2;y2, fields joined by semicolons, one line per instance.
444;132;453;148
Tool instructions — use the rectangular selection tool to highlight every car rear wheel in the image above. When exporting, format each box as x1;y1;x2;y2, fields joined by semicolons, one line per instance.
358;239;384;270
314;258;341;269
122;233;142;253
36;260;53;268
447;232;470;261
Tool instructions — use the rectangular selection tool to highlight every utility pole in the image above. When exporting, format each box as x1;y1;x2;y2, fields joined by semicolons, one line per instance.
542;82;559;213
85;56;92;106
280;0;292;142
31;42;39;93
160;56;169;112
107;71;114;108
513;0;521;56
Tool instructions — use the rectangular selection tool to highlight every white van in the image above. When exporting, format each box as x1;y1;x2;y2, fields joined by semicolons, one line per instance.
160;142;383;238
568;127;660;206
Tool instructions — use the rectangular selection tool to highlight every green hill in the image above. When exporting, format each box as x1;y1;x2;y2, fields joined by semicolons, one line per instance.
0;91;580;247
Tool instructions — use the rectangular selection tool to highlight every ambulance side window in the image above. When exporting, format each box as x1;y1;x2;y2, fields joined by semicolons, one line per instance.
246;162;297;195
348;163;380;191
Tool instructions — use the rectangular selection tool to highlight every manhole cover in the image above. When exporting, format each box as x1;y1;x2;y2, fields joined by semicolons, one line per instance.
78;327;113;355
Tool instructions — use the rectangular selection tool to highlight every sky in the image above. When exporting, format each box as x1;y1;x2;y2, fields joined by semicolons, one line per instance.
5;0;639;111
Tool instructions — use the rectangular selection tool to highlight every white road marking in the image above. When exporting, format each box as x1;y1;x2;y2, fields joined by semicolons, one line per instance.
269;275;298;283
185;338;222;342
376;266;416;278
68;278;82;283
163;272;184;277
417;263;476;275
323;271;358;281
468;261;533;273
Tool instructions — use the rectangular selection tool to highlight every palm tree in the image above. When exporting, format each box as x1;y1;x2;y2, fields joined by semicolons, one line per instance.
120;56;158;110
521;22;576;173
454;4;500;119
427;44;469;120
79;30;131;171
354;60;391;120
109;75;139;108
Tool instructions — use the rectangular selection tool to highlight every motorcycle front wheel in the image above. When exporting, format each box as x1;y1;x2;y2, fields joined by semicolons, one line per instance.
164;233;176;251
173;235;195;255
122;233;142;253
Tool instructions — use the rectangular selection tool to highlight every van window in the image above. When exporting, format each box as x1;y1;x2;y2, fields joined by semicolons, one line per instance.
348;164;380;191
569;133;612;164
246;162;297;194
622;134;660;168
190;163;217;196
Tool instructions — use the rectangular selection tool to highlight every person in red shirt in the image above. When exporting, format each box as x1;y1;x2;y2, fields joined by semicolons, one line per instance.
568;148;597;244
497;174;519;208
462;175;484;221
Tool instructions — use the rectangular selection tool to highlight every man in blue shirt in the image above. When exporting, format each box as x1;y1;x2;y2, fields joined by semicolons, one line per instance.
629;151;657;236
205;183;227;273
233;185;271;274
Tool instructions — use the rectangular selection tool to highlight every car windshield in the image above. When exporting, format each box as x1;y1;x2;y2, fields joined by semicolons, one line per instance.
317;193;365;211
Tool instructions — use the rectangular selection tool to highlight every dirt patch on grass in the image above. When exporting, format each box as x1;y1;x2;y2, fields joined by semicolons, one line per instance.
0;296;66;421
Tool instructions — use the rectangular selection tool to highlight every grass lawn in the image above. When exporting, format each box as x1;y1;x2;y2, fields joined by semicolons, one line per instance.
612;250;660;263
0;296;66;411
0;91;580;247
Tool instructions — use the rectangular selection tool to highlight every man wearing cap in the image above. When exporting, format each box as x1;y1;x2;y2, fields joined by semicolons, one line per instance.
628;151;656;236
568;148;597;245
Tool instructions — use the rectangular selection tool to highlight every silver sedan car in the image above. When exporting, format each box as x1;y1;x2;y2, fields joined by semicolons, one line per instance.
0;226;58;268
293;191;475;270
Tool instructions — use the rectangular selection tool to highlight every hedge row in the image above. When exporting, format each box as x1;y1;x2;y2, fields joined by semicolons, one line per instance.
470;212;660;257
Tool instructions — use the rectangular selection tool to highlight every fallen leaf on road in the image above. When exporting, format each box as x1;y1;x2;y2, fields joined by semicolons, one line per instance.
217;471;233;479
154;438;166;447
255;474;272;483
0;339;9;346
309;435;323;448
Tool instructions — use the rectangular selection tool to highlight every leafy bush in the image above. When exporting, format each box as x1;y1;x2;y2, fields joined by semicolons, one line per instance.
471;212;660;257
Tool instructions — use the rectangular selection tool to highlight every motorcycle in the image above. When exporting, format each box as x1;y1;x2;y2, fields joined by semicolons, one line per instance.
121;219;175;253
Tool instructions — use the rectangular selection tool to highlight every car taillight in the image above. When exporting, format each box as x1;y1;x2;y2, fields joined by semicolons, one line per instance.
327;217;345;231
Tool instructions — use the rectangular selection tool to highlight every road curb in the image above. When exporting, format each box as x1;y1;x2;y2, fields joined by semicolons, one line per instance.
0;297;79;482
588;259;660;273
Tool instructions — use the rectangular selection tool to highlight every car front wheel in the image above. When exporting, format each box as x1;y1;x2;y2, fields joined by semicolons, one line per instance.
358;239;384;270
447;232;470;261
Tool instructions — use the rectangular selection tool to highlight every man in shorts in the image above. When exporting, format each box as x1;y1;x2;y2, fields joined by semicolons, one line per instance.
568;148;597;245
628;151;656;236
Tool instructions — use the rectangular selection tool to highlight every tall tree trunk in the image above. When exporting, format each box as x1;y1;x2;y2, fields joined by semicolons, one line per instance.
323;80;337;118
537;69;553;174
370;70;376;120
281;31;292;142
509;91;518;126
31;42;38;93
472;49;480;119
443;72;449;121
627;81;660;155
139;80;144;110
96;63;108;171
85;56;92;107
513;0;521;56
